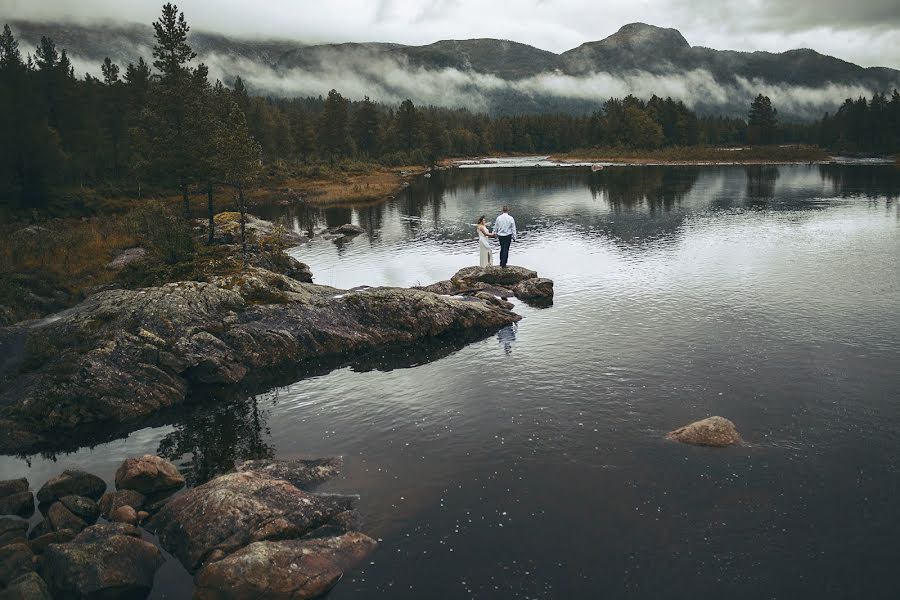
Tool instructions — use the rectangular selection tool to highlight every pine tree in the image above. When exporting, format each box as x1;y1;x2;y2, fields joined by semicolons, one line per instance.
748;94;778;145
397;98;417;151
319;89;351;162
351;96;379;157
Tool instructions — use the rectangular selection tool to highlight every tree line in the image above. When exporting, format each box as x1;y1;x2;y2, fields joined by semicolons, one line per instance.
1;5;899;217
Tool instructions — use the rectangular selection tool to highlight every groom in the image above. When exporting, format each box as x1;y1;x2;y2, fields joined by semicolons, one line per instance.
494;205;517;268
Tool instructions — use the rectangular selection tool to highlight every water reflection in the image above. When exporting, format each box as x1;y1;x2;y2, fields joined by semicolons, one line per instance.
745;166;781;203
156;393;275;486
497;324;517;355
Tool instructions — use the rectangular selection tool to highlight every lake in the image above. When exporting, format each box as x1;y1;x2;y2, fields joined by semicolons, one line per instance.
2;161;899;598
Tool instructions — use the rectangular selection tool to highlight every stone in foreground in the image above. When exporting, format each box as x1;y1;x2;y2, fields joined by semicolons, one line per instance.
0;571;52;600
0;492;34;519
194;532;377;600
0;518;28;547
0;543;34;587
41;525;163;600
667;416;741;447
451;265;537;288
35;470;106;504
235;457;343;490
115;455;185;495
149;471;357;572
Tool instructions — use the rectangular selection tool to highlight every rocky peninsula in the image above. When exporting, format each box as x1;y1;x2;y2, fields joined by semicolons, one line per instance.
0;250;552;453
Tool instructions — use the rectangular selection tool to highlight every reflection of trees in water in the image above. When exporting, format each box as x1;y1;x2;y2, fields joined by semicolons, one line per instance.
818;165;900;201
745;166;781;203
157;392;275;487
591;167;699;211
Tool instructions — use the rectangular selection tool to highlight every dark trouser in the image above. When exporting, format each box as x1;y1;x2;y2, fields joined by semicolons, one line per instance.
498;235;512;267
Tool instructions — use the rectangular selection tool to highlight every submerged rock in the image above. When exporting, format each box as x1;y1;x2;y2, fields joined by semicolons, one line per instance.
35;471;106;504
235;457;342;490
667;416;741;447
115;455;185;495
194;532;378;600
1;271;518;452
149;471;357;572
41;525;163;600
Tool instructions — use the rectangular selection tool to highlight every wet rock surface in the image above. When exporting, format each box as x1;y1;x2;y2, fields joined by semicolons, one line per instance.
668;416;741;447
35;471;106;504
235;457;343;490
512;277;555;305
194;532;378;600
41;524;163;600
149;471;358;572
419;266;554;307
115;455;185;495
0;266;519;452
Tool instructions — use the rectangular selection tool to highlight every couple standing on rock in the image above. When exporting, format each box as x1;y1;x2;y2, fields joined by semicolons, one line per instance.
477;205;518;268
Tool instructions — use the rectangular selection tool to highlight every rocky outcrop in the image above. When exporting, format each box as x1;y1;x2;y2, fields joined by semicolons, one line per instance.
41;523;163;600
667;416;741;447
106;247;147;270
235;457;343;490
0;267;519;453
149;471;358;572
194;532;377;600
115;455;185;495
419;266;554;306
512;277;554;304
35;471;106;504
213;213;308;247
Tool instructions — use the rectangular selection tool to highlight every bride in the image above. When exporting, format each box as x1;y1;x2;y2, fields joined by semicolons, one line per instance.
477;215;496;267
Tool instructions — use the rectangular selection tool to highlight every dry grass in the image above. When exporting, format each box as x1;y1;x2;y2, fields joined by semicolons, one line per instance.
250;164;426;207
0;218;139;286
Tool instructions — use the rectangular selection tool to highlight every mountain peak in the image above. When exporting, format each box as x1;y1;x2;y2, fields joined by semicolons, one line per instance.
601;23;690;52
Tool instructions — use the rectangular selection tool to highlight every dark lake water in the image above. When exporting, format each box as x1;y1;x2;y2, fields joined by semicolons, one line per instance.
3;161;900;598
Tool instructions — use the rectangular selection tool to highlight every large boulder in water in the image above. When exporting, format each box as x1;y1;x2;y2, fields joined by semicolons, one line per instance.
194;532;377;600
36;470;106;504
451;265;537;288
41;524;163;600
235;457;342;490
512;277;554;304
148;471;358;572
667;416;741;447
115;455;185;495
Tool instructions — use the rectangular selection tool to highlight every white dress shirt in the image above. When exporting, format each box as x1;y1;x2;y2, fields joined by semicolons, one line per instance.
494;213;517;240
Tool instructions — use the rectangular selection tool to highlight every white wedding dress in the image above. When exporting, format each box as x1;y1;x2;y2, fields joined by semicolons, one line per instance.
478;226;494;267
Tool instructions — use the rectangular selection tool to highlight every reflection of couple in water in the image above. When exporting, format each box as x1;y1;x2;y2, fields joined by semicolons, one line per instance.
476;205;517;268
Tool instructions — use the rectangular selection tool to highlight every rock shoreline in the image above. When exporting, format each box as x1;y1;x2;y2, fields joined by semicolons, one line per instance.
1;455;369;599
0;264;548;454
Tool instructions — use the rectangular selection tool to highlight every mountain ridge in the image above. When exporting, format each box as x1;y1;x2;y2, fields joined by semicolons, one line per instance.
7;20;900;118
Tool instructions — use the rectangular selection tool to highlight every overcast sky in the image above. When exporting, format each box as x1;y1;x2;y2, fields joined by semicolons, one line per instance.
4;0;900;69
